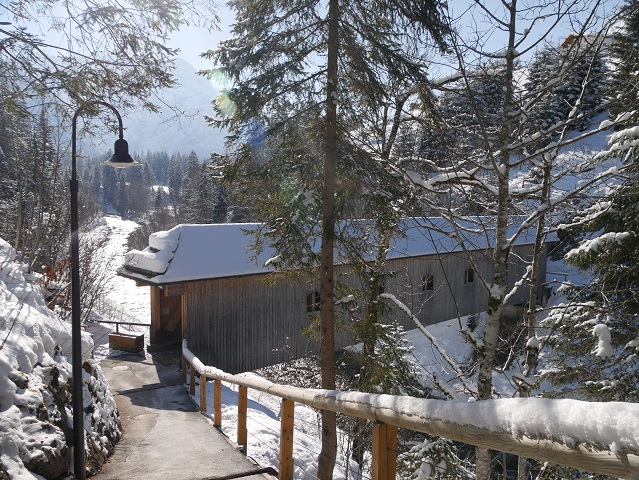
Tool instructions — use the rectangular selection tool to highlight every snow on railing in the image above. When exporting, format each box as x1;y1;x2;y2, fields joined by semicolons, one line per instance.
182;340;639;480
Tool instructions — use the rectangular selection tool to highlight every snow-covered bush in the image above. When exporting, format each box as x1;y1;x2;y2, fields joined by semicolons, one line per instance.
397;437;475;480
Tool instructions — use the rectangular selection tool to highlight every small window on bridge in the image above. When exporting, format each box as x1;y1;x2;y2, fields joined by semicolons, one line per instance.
465;267;474;284
306;291;320;313
425;273;434;291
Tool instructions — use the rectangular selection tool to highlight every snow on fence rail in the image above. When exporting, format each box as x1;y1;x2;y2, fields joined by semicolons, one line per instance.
182;340;639;480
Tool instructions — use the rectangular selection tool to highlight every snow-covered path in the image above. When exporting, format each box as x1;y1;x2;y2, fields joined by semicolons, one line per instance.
87;216;151;359
95;354;267;480
96;215;151;321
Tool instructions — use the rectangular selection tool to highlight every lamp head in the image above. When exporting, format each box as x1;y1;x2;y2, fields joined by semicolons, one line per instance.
102;137;141;169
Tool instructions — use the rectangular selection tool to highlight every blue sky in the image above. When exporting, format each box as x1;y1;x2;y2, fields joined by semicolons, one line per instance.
169;3;234;71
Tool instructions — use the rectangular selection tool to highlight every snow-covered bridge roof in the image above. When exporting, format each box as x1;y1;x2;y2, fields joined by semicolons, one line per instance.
119;218;553;285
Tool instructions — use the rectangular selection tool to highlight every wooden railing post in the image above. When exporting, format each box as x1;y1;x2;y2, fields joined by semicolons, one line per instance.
214;379;222;428
238;386;248;453
372;422;397;480
199;375;207;413
189;362;195;396
279;399;295;480
181;355;186;385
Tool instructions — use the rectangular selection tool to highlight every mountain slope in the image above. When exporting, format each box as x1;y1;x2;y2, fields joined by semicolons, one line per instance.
84;58;226;160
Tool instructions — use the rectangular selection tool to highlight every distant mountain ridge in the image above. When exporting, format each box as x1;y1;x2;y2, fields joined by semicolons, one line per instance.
84;58;226;160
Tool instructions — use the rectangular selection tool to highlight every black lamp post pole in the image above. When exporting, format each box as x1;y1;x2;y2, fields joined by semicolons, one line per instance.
69;105;85;480
70;101;137;480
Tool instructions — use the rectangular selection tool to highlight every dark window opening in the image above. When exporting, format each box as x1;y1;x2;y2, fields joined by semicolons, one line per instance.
306;291;320;313
422;274;434;292
465;267;474;284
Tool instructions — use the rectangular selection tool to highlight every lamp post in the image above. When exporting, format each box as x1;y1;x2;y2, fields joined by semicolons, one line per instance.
70;101;140;480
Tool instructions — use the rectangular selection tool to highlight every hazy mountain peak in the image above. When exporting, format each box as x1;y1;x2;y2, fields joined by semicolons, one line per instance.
121;58;226;159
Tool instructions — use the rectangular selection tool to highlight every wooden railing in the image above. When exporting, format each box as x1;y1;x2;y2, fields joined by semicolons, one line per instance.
182;340;639;480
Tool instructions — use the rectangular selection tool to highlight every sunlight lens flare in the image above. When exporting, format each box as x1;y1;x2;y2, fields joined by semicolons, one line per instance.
207;68;229;89
215;92;237;118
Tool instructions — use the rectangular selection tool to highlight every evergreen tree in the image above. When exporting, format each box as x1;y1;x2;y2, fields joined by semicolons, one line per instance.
211;183;227;223
543;184;639;401
144;150;170;185
116;170;130;218
542;0;639;402
526;43;608;137
167;153;183;208
90;163;102;205
0;100;74;275
208;1;449;475
180;151;203;223
153;188;173;227
143;162;157;189
102;161;118;210
125;155;150;218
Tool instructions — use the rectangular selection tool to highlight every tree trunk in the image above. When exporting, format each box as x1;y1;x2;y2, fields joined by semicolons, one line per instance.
476;2;517;479
517;164;550;480
317;0;339;477
29;122;47;273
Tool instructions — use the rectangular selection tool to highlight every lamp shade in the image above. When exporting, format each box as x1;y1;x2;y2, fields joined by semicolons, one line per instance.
102;138;141;169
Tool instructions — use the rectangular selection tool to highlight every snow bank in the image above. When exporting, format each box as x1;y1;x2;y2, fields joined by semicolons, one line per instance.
0;244;82;410
0;238;120;478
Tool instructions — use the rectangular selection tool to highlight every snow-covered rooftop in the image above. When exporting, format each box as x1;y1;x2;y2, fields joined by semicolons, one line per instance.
119;218;551;285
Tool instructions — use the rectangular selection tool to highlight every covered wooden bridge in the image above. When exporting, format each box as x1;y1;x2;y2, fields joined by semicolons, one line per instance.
118;218;552;373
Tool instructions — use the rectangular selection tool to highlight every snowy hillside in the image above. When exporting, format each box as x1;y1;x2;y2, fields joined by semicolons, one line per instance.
0;238;120;479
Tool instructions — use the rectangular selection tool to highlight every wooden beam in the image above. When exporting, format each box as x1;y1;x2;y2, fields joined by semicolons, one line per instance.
214;379;222;428
181;356;186;385
189;363;195;396
181;291;188;341
372;423;397;480
200;375;207;413
238;386;248;453
279;399;295;480
150;286;162;346
164;283;184;297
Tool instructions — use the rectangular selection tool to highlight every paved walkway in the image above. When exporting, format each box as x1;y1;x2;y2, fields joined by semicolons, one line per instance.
95;353;272;480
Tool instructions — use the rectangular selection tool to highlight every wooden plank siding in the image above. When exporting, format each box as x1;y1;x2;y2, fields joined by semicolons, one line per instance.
185;243;547;373
186;275;317;373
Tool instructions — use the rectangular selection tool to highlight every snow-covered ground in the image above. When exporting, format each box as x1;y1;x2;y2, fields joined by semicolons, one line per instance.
85;215;151;360
98;215;151;323
0;237;119;479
